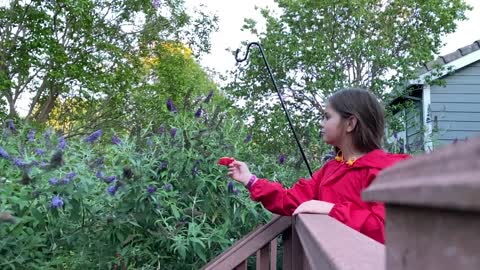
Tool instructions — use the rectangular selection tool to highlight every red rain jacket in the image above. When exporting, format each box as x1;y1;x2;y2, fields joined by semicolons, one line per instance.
248;149;410;243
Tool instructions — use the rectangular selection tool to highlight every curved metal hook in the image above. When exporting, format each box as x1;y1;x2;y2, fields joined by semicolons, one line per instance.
233;42;314;177
235;42;261;63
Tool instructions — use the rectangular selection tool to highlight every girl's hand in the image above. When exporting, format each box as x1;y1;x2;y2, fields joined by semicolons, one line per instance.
227;160;252;186
293;200;334;215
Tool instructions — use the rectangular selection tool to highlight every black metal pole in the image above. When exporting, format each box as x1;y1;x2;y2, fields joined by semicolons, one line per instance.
235;42;313;177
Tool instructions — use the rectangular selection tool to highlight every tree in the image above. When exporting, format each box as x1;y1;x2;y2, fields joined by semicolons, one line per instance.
0;0;218;123
227;0;470;155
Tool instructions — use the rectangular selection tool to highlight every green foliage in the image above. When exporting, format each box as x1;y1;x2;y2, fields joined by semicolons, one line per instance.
227;0;471;153
0;0;218;123
0;100;312;269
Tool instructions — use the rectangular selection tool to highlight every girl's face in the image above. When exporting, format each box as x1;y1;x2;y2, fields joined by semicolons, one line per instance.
320;104;345;146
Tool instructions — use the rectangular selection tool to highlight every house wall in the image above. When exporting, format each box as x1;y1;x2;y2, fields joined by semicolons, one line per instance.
430;60;480;145
405;100;424;151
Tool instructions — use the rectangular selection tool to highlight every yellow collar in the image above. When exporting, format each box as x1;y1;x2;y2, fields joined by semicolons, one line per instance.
334;151;357;166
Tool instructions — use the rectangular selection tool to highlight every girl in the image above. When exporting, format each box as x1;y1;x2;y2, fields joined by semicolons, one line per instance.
227;88;409;244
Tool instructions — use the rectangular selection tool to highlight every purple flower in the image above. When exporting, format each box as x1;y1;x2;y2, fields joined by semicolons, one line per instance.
112;135;121;145
192;160;201;176
39;161;48;168
58;136;66;150
92;157;104;168
49;178;59;185
203;113;209;124
96;170;104;179
205;90;213;103
322;151;335;162
43;128;53;141
61;178;70;184
159;161;168;171
278;154;286;165
104;175;116;184
244;133;252;143
14;158;27;168
27;130;36;142
393;132;398;140
147;185;157;193
107;185;118;196
227;181;234;193
166;98;177;113
6;119;16;132
158;124;165;135
84;130;103;143
170;128;177;138
151;0;160;8
233;188;240;196
51;195;64;208
194;108;202;118
66;172;77;180
147;138;153;148
35;148;46;156
0;147;9;159
162;183;172;191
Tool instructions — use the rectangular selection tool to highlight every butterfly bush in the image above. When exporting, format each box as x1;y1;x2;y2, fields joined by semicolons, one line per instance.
0;100;317;269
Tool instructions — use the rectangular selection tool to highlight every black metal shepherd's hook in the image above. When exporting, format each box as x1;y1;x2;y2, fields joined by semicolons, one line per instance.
235;42;313;177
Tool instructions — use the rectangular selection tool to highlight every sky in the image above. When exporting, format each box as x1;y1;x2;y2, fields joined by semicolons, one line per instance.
189;0;480;82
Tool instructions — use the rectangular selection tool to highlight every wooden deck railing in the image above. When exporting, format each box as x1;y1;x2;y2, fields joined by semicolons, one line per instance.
201;214;384;270
203;137;480;270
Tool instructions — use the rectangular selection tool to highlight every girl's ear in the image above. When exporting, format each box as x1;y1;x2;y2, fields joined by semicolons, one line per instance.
345;115;358;133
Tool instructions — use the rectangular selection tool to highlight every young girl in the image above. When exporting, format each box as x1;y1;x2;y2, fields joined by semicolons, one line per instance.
227;88;409;244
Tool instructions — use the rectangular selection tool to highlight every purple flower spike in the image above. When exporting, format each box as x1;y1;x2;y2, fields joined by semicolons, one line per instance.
147;138;153;148
107;185;118;196
43;128;53;141
49;178;59;185
14;158;27;168
112;135;121;145
96;170;104;179
51;195;64;208
152;0;160;9
84;130;103;143
162;183;172;191
104;175;116;184
170;128;177;138
58;136;66;150
158;124;165;135
244;133;252;143
27;130;36;142
65;172;77;181
35;148;46;156
147;185;157;193
0;147;9;159
227;181;234;193
205;90;213;103
195;108;202;118
322;151;335;162
159;161;168;171
166;98;177;113
6;119;16;132
278;154;286;165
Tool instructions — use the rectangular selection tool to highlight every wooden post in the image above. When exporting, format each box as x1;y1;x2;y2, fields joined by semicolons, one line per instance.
363;138;480;270
256;244;270;269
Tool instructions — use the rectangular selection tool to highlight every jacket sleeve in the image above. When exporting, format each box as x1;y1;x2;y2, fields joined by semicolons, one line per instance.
327;168;385;243
248;167;326;216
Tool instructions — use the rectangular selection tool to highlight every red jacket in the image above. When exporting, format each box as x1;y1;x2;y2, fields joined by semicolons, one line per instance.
248;149;410;243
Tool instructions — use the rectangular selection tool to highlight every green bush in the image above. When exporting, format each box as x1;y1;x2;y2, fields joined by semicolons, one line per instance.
0;100;311;269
